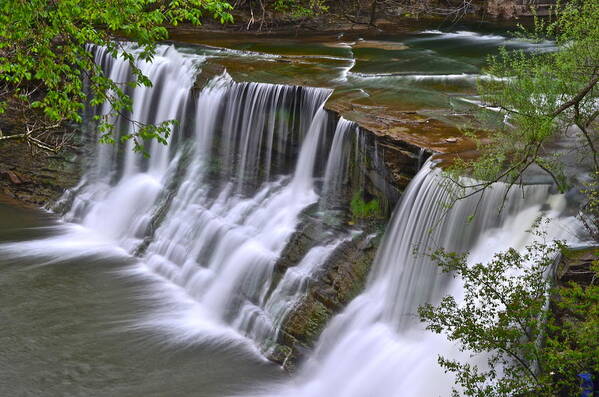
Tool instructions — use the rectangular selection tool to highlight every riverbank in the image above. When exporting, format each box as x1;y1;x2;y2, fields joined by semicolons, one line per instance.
178;0;543;35
0;126;82;207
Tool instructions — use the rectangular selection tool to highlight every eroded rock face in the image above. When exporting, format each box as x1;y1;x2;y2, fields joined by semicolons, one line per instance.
0;119;82;207
557;247;599;286
268;213;383;371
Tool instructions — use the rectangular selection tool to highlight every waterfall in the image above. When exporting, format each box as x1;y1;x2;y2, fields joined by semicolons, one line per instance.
320;118;355;210
252;160;582;397
44;42;584;396
54;44;361;351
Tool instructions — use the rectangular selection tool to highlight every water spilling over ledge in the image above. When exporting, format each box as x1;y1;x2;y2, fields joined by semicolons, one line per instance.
53;41;583;379
50;43;412;367
0;28;588;397
245;161;583;397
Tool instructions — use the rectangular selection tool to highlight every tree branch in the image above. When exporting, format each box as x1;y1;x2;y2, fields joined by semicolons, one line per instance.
551;74;599;118
574;102;599;171
0;133;27;141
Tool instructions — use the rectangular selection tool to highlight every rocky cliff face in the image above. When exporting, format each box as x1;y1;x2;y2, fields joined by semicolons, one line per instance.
255;111;425;369
262;117;425;370
0;118;82;207
269;215;382;370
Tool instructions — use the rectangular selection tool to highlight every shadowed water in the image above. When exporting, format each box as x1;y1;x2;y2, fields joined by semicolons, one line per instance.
0;201;283;397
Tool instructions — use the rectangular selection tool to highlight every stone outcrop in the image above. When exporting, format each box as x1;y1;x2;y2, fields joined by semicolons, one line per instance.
270;224;381;370
255;109;424;370
0;122;82;207
555;247;598;287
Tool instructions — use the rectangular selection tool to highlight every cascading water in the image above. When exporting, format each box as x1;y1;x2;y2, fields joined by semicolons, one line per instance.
54;44;363;351
2;30;586;397
250;160;582;397
240;237;348;353
320;118;355;210
19;38;583;397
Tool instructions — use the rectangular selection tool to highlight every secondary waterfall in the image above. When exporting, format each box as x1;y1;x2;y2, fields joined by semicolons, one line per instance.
320;118;355;210
252;160;582;397
54;44;370;352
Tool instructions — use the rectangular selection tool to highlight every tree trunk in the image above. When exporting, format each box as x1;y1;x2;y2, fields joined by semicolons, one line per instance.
369;0;378;26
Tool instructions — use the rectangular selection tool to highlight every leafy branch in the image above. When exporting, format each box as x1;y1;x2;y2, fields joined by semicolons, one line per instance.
0;0;233;154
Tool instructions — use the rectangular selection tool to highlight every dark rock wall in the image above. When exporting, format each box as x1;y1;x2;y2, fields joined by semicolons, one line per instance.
0;120;82;207
270;223;381;370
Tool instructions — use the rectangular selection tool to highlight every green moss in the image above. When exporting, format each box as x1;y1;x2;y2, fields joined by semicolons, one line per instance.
284;296;331;342
207;157;221;175
273;0;328;18
299;299;330;342
562;247;599;260
350;190;381;220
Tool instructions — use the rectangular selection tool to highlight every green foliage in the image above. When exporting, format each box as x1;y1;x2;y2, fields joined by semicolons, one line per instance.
0;0;232;152
580;171;599;241
350;191;381;220
419;227;599;396
273;0;328;17
545;253;599;396
449;0;598;193
419;233;565;396
437;14;599;388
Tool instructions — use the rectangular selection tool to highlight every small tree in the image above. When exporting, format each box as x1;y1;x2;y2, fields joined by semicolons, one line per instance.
419;233;598;396
448;0;598;197
425;9;599;391
418;235;559;396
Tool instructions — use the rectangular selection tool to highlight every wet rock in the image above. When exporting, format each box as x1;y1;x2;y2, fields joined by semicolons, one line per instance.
262;105;424;371
269;227;383;370
0;125;83;207
557;247;599;286
276;210;330;273
4;170;24;185
268;343;295;370
284;295;332;343
193;61;227;90
351;40;409;51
